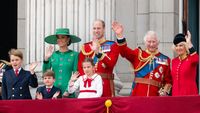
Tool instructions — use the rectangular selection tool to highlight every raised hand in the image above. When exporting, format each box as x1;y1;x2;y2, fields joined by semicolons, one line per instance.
35;92;43;100
185;30;193;48
112;21;124;38
89;38;100;54
52;91;60;99
45;45;54;61
70;71;80;82
29;62;38;74
62;91;69;98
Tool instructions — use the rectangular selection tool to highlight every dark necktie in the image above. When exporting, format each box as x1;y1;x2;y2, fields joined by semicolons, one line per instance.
15;69;18;76
46;88;51;93
83;78;92;88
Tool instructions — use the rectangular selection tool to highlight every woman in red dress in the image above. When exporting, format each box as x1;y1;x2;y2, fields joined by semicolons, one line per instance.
171;31;199;96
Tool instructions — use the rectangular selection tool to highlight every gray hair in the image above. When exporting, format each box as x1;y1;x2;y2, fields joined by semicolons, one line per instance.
143;31;159;42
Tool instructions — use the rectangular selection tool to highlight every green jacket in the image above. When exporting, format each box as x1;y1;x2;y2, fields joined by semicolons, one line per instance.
43;50;78;96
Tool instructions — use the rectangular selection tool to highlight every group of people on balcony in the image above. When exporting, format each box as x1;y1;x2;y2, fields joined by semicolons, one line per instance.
0;19;199;100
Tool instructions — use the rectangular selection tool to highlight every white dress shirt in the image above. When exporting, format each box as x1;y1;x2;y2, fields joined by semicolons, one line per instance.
68;73;103;98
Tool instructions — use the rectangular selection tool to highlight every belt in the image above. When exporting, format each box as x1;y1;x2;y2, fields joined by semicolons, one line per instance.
97;73;114;80
80;90;97;93
134;77;161;87
97;73;115;96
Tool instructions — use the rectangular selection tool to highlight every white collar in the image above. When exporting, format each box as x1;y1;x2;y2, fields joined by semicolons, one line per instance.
83;73;97;79
14;67;22;72
46;85;53;89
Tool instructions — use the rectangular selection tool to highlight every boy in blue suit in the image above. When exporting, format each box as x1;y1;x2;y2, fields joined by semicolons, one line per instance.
35;70;61;99
2;49;38;100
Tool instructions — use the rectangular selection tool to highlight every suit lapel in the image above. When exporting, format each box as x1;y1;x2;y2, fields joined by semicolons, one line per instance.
44;86;53;98
12;68;25;87
9;69;19;87
47;86;55;94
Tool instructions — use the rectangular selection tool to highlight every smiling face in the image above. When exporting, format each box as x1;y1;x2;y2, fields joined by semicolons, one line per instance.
174;42;187;56
10;55;22;70
144;31;159;52
145;36;159;52
92;20;105;39
82;62;95;76
57;35;70;47
9;49;23;70
43;76;55;87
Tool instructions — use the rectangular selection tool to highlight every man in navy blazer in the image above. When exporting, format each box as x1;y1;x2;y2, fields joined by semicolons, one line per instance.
2;49;38;100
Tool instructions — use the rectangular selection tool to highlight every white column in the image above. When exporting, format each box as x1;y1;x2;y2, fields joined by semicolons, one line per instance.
25;0;30;64
55;0;62;28
78;0;86;47
29;0;36;62
73;0;79;51
179;0;183;33
24;0;116;66
85;0;90;43
36;0;45;62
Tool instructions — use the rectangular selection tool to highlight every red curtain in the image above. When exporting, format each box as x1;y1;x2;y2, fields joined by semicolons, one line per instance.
0;96;200;113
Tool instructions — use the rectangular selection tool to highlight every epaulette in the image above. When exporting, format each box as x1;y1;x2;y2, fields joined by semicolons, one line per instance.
134;48;152;72
81;42;94;56
0;60;12;70
0;60;11;65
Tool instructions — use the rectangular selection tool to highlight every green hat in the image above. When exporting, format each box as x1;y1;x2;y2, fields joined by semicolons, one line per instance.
44;28;81;44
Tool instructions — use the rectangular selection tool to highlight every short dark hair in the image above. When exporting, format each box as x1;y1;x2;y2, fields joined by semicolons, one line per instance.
67;38;72;46
94;19;105;28
43;69;55;79
56;35;72;46
82;57;95;66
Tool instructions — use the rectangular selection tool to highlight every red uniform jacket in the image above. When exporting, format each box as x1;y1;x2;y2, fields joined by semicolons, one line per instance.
78;39;119;97
171;52;199;96
118;39;171;96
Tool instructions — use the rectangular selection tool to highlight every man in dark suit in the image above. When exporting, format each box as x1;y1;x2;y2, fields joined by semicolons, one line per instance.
2;49;38;100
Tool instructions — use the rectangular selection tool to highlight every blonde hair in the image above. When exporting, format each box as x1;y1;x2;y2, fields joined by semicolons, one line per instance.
8;49;23;59
172;41;189;54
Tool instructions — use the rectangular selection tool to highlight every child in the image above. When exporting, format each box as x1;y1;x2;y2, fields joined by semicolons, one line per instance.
35;70;61;99
68;57;103;98
2;49;38;100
